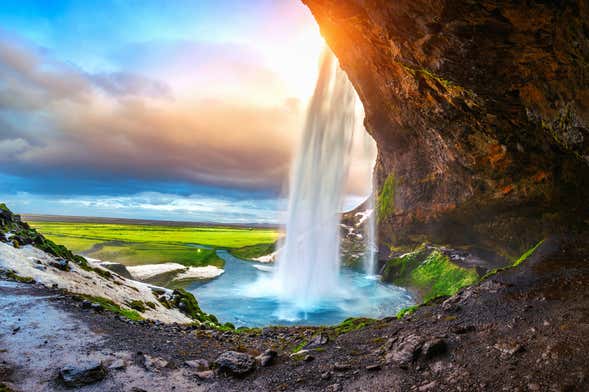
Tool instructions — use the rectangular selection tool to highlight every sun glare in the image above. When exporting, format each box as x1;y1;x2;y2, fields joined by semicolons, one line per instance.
263;24;325;103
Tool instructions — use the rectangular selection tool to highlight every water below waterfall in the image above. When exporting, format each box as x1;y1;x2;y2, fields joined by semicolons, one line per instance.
187;251;413;327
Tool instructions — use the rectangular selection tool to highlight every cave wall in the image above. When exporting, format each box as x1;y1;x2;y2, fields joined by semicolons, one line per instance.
303;0;589;258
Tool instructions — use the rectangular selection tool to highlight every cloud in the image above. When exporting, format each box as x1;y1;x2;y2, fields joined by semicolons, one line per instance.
0;33;303;191
1;191;282;224
90;72;173;99
0;137;30;157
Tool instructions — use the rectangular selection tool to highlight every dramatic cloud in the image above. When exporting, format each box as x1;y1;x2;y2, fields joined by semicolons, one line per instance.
0;33;302;190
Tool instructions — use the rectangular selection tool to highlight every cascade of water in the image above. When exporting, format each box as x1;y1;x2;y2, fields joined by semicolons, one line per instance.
274;48;362;309
362;190;378;276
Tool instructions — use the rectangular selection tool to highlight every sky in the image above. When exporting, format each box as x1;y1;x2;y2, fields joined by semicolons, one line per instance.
0;0;375;223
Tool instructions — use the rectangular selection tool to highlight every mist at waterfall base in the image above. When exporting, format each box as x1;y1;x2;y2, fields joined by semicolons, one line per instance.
187;49;413;326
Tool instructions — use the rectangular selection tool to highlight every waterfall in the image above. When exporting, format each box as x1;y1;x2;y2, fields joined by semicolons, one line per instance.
274;48;363;309
362;190;378;276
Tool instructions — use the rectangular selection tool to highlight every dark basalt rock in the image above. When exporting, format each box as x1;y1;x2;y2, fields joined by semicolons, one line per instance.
303;0;589;258
386;334;423;368
304;332;329;349
49;259;70;272
255;349;277;367
214;351;255;377
422;338;448;359
58;361;107;388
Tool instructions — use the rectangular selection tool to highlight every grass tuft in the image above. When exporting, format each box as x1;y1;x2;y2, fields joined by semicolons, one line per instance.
79;295;143;321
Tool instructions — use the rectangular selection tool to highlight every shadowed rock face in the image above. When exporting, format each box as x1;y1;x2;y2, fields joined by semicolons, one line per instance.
303;0;589;257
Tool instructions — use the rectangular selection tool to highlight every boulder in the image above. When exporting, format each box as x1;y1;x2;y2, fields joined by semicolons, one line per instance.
386;334;423;368
108;359;126;371
214;351;255;377
195;370;215;380
304;332;329;349
255;349;277;367
185;359;209;371
58;361;107;388
49;259;70;272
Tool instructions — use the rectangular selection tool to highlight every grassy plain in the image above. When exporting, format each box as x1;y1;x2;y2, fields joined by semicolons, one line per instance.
30;221;279;268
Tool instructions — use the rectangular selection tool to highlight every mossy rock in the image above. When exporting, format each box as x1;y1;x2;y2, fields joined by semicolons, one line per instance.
382;246;479;302
5;270;35;284
126;300;147;312
78;295;142;321
171;288;221;325
334;317;375;335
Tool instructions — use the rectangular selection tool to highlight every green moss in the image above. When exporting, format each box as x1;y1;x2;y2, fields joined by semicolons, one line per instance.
377;174;396;221
482;239;545;280
411;251;479;301
396;305;419;319
291;340;309;353
35;237;89;268
5;270;35;283
334;317;375;335
0;382;14;392
79;295;143;321
126;300;147;312
171;288;221;327
85;265;112;280
400;63;478;103
383;248;479;302
229;241;276;260
146;301;157;309
513;240;544;266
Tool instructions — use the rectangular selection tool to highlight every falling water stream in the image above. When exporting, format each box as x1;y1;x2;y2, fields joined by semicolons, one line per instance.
274;48;357;308
188;48;414;326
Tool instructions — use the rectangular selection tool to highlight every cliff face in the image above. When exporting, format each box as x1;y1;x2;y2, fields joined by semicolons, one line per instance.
303;0;589;258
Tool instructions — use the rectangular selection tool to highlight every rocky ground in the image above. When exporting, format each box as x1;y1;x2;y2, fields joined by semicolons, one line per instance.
1;235;588;391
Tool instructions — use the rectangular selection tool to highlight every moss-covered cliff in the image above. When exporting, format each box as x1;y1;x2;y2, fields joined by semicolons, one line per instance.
303;0;589;258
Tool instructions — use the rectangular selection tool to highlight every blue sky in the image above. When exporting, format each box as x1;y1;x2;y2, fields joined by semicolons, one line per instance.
0;1;373;223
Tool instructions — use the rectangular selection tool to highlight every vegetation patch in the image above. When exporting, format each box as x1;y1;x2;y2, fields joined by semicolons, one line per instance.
481;239;545;280
78;295;143;321
334;317;376;335
170;288;230;329
291;340;309;353
30;221;278;250
30;221;279;269
4;270;35;284
229;241;277;260
513;240;544;267
126;300;147;312
396;305;419;319
382;247;479;302
377;174;396;222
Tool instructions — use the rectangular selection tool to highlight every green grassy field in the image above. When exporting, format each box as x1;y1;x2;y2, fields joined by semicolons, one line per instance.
30;221;279;268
